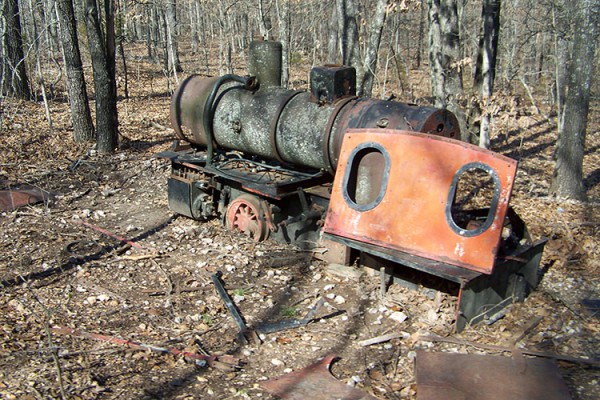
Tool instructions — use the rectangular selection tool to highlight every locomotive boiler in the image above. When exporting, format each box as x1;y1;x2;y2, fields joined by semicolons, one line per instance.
161;40;545;331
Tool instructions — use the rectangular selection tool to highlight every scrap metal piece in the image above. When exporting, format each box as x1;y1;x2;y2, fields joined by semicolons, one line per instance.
210;272;251;344
261;354;377;400
0;187;52;211
51;326;239;370
415;350;572;400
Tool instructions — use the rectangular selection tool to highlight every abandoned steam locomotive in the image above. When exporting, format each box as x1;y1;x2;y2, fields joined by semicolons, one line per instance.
161;40;545;331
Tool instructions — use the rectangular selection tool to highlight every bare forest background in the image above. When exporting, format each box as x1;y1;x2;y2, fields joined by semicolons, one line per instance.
1;1;600;399
1;0;599;200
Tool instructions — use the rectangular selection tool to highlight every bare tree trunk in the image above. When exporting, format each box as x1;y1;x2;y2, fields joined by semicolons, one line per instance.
337;0;363;84
258;0;271;39
427;0;467;141
165;0;182;73
1;0;32;99
553;1;568;126
428;0;445;107
359;0;388;97
56;0;94;141
27;0;53;132
190;0;198;54
551;0;598;200
84;0;119;153
275;0;289;88
415;0;425;68
326;2;338;63
478;0;501;149
217;2;232;75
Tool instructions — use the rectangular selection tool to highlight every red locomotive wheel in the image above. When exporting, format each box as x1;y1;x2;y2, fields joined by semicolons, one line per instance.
225;194;268;242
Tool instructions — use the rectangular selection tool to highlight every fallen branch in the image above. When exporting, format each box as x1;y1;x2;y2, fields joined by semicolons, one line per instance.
511;316;544;345
358;332;404;347
419;334;600;366
51;326;239;370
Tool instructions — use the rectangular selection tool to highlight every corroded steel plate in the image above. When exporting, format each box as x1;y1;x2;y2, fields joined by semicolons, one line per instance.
416;351;572;400
261;354;377;400
323;129;517;274
0;188;50;211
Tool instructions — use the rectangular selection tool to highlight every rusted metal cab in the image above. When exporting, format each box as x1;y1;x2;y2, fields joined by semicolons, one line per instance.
322;129;546;330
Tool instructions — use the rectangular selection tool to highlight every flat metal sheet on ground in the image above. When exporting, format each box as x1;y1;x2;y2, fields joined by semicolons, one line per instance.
261;354;377;400
416;350;572;400
0;187;52;211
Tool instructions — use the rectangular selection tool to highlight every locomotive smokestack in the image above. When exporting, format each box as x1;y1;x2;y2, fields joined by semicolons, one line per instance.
248;40;282;89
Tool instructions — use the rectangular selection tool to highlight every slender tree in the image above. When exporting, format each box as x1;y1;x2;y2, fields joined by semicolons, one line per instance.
551;0;598;200
275;0;289;88
165;0;182;74
359;0;388;97
84;0;119;153
338;0;361;69
427;0;468;140
56;0;95;142
1;0;32;99
476;0;501;149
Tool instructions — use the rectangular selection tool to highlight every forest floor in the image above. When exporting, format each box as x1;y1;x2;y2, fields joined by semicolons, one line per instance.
0;44;599;399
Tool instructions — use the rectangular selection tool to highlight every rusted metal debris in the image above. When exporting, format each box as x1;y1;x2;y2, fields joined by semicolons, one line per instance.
0;187;53;211
415;350;572;400
51;326;239;371
77;220;145;249
261;354;378;400
211;272;325;339
210;272;252;344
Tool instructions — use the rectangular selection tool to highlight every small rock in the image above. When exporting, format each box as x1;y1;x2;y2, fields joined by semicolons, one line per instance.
334;295;346;304
427;309;438;323
271;359;284;367
97;294;111;302
323;284;336;291
389;311;408;323
233;294;245;303
326;263;363;280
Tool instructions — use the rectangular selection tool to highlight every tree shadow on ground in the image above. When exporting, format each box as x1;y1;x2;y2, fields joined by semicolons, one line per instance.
0;215;178;289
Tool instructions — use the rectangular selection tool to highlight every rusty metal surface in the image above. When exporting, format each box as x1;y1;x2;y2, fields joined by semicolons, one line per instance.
323;129;517;274
310;65;356;103
170;74;220;145
328;99;460;169
226;194;268;241
457;239;546;330
416;350;572;400
261;354;378;400
170;71;460;173
0;187;52;211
